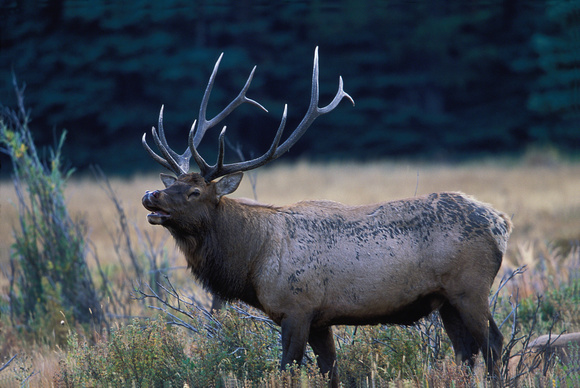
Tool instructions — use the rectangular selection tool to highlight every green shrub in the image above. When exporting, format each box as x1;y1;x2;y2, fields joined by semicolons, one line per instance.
1;80;103;345
57;268;579;387
183;305;282;386
58;317;195;387
57;304;329;387
335;318;453;386
510;272;579;335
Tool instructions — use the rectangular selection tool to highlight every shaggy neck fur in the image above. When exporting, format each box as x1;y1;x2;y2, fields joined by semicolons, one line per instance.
169;197;274;309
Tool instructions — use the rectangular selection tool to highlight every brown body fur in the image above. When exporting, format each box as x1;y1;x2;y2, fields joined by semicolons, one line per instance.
143;172;512;386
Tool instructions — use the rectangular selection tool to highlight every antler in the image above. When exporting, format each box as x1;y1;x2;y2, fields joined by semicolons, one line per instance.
143;47;354;181
142;54;267;176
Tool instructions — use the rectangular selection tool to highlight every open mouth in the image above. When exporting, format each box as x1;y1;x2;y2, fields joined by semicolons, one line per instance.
146;209;171;224
143;198;171;225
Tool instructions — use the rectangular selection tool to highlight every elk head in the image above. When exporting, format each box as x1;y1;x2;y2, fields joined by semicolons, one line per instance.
142;172;243;230
142;48;354;318
142;47;354;225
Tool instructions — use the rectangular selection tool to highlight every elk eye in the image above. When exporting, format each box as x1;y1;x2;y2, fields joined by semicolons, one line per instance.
188;189;201;198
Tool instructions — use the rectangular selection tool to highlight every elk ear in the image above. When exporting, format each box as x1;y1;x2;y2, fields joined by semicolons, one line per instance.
215;172;243;201
160;173;177;188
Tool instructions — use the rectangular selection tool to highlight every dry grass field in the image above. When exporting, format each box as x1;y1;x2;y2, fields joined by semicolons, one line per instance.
1;158;580;386
4;158;577;263
2;159;580;272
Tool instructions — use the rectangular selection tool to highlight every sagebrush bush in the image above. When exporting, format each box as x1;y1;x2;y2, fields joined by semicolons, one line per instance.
57;317;194;387
57;308;283;387
0;80;103;346
333;315;457;386
187;306;282;385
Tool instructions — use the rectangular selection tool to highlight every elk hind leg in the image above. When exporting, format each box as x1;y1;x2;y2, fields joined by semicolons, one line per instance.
452;296;503;378
485;316;503;376
439;302;479;369
308;325;339;387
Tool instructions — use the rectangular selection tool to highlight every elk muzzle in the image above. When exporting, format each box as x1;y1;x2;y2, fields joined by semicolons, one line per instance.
142;190;171;225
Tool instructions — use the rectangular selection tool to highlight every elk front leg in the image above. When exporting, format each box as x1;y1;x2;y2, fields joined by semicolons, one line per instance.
280;317;310;371
308;325;339;388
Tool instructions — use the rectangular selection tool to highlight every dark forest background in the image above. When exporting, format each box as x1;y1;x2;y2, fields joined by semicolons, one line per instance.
1;0;579;175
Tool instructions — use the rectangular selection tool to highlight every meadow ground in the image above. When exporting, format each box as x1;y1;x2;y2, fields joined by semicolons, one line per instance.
1;158;579;386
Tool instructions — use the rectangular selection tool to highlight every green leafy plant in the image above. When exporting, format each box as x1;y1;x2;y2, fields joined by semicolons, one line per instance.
57;308;286;387
135;280;284;386
187;305;282;386
57;317;195;387
0;78;103;344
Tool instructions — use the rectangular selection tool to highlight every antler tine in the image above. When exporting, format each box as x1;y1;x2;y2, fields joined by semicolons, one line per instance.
188;120;211;178
142;105;191;176
156;105;193;171
198;105;289;181
154;105;177;161
191;54;268;148
142;131;173;171
216;126;227;170
273;46;354;158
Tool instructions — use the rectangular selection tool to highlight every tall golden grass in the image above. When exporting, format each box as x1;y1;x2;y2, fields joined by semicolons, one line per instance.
1;159;580;385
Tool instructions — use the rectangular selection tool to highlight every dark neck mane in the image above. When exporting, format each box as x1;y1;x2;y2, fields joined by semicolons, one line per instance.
172;198;273;309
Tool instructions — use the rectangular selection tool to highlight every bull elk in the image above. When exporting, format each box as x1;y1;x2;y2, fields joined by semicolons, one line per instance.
142;48;512;386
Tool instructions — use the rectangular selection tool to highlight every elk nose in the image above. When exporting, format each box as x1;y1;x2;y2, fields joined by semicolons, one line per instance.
145;190;161;198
